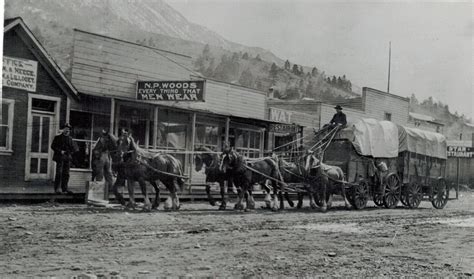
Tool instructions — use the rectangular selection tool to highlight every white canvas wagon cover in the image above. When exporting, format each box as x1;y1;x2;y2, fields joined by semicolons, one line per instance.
336;118;447;159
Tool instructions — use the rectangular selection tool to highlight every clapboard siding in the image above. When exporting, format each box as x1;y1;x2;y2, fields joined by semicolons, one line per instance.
362;87;409;125
71;30;268;120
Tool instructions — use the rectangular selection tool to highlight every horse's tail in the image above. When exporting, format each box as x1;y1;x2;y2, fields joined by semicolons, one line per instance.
169;155;185;191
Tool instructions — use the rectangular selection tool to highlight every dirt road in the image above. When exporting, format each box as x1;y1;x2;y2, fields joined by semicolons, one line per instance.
1;193;473;278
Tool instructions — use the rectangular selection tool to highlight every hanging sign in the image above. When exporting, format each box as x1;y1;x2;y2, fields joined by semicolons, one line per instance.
2;56;38;92
447;146;473;158
136;80;205;101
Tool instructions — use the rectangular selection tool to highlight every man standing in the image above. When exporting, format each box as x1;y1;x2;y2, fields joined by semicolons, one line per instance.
51;123;78;194
329;105;347;128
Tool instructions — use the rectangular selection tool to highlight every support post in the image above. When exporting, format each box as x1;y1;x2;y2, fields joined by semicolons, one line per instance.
189;112;196;199
153;106;158;149
225;117;230;144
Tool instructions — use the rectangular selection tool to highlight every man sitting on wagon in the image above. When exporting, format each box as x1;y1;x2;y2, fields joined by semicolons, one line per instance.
328;105;347;128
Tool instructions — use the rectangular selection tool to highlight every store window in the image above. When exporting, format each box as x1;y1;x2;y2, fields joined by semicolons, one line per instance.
157;109;190;165
0;99;15;153
118;105;151;147
70;110;110;169
195;123;220;151
235;128;262;158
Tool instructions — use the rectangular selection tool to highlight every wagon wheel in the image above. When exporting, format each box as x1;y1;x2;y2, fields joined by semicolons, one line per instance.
351;180;369;210
406;182;422;209
431;178;449;209
383;173;401;209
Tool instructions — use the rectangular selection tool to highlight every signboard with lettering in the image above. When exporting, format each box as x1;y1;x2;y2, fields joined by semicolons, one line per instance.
269;108;293;124
447;146;473;158
2;56;37;92
136;80;205;101
269;124;299;134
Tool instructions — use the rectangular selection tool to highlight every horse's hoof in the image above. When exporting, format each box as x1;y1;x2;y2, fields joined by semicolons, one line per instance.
310;202;318;210
320;207;328;213
296;202;303;209
287;201;295;208
209;201;216;207
247;203;256;210
219;204;226;210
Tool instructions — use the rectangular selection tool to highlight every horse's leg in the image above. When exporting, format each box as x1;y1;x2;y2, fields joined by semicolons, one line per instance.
219;179;227;210
150;181;160;210
320;179;328;213
171;178;181;210
234;181;245;211
296;192;304;209
308;184;318;210
279;191;285;210
205;183;216;207
272;181;280;211
246;188;255;210
138;178;151;212
340;183;352;210
127;180;137;210
112;175;126;206
285;192;294;208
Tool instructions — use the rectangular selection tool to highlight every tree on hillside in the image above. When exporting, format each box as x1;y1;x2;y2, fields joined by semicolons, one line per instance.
242;52;249;60
305;81;314;98
284;60;291;70
232;52;240;62
239;68;255;88
203;44;211;58
311;67;319;76
292;64;300;75
269;63;279;79
299;66;304;76
203;58;215;77
254;54;262;61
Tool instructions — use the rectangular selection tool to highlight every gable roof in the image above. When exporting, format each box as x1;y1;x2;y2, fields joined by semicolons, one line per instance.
4;17;79;100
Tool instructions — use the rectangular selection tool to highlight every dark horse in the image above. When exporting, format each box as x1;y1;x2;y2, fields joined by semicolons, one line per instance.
304;152;350;212
276;155;318;209
194;146;233;210
115;137;185;211
220;151;285;211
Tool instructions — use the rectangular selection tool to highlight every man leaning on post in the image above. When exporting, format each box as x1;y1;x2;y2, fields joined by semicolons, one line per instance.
51;123;78;195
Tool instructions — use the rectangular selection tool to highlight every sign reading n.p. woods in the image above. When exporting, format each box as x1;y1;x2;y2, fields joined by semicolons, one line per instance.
136;80;205;101
2;56;38;92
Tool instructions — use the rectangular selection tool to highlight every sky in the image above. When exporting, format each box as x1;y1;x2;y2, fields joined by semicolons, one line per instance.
166;0;473;120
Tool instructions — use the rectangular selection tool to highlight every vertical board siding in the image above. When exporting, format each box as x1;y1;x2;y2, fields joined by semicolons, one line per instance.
362;88;409;125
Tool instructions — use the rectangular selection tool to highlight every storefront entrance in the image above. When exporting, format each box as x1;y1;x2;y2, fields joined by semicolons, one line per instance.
25;95;60;181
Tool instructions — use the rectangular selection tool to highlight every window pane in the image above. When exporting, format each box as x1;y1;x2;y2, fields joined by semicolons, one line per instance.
41;117;50;153
40;159;48;174
70;111;92;140
31;116;40;152
32;99;55;112
1;103;8;124
92;114;110;140
157;109;188;150
72;140;91;169
0;126;7;148
30;158;38;174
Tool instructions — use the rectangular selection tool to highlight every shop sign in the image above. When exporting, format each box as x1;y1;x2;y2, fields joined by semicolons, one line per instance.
2;56;37;92
447;146;473;158
269;108;293;124
269;123;299;134
136;80;205;101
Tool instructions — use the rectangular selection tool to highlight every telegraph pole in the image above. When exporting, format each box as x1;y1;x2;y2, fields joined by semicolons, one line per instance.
387;41;391;93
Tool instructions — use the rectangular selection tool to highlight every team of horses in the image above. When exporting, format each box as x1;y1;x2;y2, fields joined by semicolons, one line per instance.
92;132;349;212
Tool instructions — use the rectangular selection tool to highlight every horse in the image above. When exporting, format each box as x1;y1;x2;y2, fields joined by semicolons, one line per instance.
194;146;233;210
91;132;117;193
304;151;351;212
219;150;285;211
276;155;318;209
111;136;185;211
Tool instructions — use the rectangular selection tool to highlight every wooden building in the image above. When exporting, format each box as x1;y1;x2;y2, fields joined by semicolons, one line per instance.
1;18;79;197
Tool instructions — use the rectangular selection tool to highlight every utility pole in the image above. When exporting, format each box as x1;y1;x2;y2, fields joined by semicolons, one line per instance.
387;41;391;93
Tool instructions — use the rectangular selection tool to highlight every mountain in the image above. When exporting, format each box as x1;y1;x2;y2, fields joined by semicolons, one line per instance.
4;0;358;100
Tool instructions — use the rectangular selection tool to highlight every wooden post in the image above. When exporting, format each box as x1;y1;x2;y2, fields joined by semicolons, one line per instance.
225;117;230;144
110;98;115;134
189;112;196;199
153;106;158;149
456;157;460;199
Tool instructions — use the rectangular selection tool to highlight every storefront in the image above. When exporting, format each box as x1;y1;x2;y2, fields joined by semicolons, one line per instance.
1;18;79;196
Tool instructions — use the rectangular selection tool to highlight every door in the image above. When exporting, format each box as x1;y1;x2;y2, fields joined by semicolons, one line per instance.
28;113;54;179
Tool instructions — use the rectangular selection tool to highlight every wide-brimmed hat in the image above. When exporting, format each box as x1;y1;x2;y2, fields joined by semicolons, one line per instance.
63;123;72;129
334;105;343;110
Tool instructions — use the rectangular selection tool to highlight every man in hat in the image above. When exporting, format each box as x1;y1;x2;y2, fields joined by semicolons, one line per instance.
51;123;78;194
329;105;347;128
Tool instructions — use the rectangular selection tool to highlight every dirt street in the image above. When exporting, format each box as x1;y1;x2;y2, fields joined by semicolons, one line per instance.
1;193;473;278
